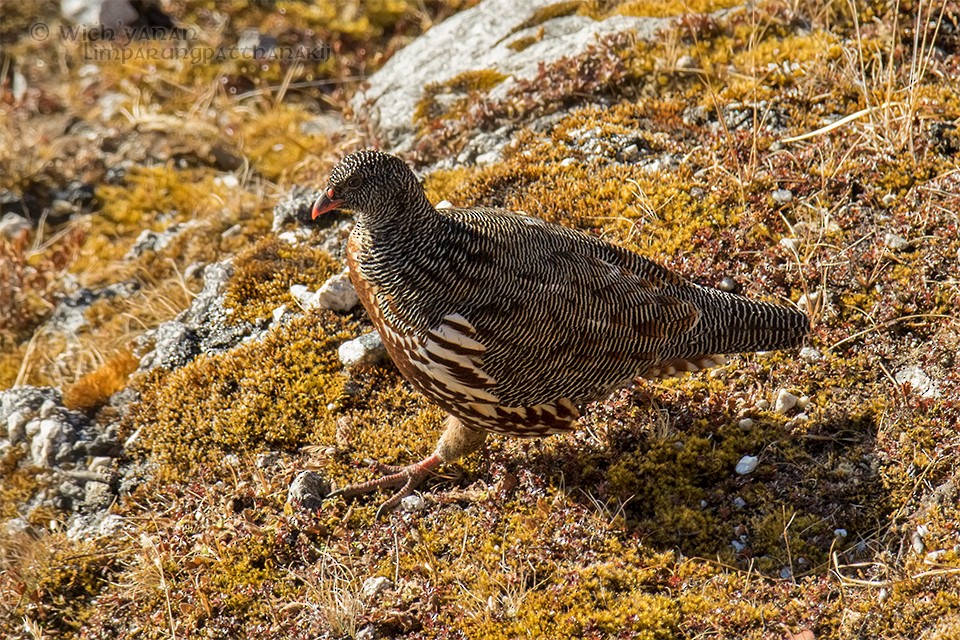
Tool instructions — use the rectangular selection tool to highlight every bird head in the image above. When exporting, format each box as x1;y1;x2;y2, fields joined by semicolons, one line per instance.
312;150;422;221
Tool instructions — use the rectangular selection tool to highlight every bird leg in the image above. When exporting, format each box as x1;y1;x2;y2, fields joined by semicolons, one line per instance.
329;415;487;518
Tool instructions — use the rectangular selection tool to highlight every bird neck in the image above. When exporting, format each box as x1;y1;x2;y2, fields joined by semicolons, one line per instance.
357;189;436;236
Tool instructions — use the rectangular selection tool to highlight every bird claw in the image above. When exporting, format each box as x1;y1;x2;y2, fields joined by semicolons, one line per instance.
328;453;442;518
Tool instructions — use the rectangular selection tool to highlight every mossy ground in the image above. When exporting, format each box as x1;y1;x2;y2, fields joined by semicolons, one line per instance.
3;1;960;638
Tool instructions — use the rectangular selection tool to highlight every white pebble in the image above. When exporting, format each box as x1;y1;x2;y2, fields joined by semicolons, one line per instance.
435;200;454;209
756;399;771;410
732;496;747;509
307;270;358;312
834;528;847;538
895;366;941;398
780;566;793;579
401;494;426;512
338;331;386;368
738;418;755;429
774;389;798;414
796;395;810;410
779;237;800;252
797;290;821;312
884;232;909;251
731;540;746;552
272;304;288;324
361;576;394;599
289;284;314;307
771;188;793;204
799;346;821;362
735;455;759;475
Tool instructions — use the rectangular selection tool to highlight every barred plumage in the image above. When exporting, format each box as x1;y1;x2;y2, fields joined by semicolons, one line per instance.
312;149;809;516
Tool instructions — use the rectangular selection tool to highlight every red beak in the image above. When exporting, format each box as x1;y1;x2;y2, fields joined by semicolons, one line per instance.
312;188;345;219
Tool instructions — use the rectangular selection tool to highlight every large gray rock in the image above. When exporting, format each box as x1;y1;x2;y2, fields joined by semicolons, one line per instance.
139;260;255;371
355;0;667;151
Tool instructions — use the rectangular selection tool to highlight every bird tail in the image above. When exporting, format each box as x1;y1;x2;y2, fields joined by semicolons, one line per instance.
676;285;810;357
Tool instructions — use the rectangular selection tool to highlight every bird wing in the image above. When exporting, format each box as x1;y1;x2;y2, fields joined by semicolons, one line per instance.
436;208;702;407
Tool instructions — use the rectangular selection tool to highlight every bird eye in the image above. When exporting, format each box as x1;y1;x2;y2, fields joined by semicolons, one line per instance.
345;175;363;190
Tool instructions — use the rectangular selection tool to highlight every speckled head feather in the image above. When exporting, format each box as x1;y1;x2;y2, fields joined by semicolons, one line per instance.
314;149;426;222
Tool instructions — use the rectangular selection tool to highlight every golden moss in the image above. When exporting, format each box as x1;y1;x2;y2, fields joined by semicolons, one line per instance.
223;236;339;325
612;0;740;18
129;311;351;477
8;534;120;636
62;348;140;411
414;69;509;125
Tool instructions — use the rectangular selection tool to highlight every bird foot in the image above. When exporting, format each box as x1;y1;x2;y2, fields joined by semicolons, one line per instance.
329;453;442;518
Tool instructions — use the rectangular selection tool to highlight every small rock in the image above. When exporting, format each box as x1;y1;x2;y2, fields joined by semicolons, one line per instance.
277;230;305;246
213;174;239;188
675;54;696;69
925;549;947;564
287;471;330;510
912;532;925;555
338;332;387;368
799;346;822;362
401;493;426;512
755;399;771;411
5;517;30;536
732;496;747;509
289;284;314;307
718;276;738;293
774;389;798;414
475;150;501;165
0;212;31;238
796;395;810;410
361;576;395;599
88;456;112;473
356;625;378;640
272;304;289;324
256;452;280;468
881;193;896;207
6;409;29;444
797;290;821;313
883;232;910;251
738;418;754;429
771;188;793;204
220;224;243;240
126;224;190;259
31;419;65;467
98;514;124;536
735;455;759;475
780;566;793;579
731;539;746;552
308;270;358;312
84;481;114;511
779;237;800;252
834;528;848;538
140;321;200;371
894;366;941;398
